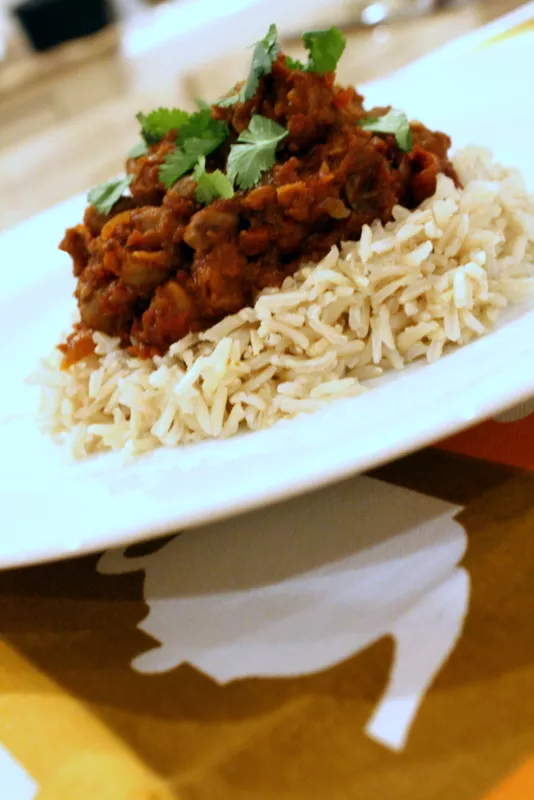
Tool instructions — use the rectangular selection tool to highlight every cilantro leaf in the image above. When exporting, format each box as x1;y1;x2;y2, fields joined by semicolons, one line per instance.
193;156;234;204
195;98;211;110
87;175;133;215
227;115;288;190
243;23;280;100
217;23;280;108
359;109;413;152
176;109;227;147
128;141;149;159
216;92;240;109
285;55;305;70
159;148;199;188
262;22;279;52
137;107;190;144
159;138;216;188
159;110;229;188
302;26;346;75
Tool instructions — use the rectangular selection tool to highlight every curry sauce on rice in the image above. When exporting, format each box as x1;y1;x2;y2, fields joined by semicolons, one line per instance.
37;25;534;458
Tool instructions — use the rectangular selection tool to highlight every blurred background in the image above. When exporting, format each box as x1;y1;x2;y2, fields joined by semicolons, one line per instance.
0;0;522;230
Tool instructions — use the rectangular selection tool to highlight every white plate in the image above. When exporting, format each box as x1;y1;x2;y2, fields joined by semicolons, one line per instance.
0;31;533;569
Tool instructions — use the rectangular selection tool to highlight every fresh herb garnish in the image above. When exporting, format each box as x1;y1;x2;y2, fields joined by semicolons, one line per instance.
227;114;288;190
359;109;413;152
285;55;305;70
218;23;280;107
128;140;149;159
285;26;346;75
137;107;190;145
193;156;234;204
159;147;202;189
302;27;346;75
159;109;229;188
216;24;345;105
88;175;133;215
176;109;227;146
195;98;211;110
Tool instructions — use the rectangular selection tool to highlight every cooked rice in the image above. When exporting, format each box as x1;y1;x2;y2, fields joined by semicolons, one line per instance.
35;148;534;459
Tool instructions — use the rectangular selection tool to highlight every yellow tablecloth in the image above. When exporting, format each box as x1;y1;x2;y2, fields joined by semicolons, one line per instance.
0;409;533;799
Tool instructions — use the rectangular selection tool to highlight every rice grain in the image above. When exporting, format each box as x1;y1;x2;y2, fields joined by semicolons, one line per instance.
36;149;534;459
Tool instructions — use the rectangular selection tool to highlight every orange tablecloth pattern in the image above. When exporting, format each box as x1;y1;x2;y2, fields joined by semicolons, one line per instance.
0;410;532;800
0;6;533;799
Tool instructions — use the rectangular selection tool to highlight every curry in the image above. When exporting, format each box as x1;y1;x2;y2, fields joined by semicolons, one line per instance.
59;25;456;366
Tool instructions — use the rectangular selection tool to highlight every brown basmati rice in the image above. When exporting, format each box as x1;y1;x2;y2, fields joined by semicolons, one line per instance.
35;148;534;459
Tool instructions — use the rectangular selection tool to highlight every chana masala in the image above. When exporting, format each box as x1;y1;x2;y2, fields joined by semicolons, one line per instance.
59;25;457;366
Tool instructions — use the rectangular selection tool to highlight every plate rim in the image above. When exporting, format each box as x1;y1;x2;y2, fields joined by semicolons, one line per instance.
1;303;533;570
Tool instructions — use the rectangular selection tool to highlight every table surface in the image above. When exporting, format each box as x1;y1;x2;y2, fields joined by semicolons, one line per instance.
0;4;533;799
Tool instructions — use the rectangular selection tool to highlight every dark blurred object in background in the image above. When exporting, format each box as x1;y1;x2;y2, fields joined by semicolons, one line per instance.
13;0;115;52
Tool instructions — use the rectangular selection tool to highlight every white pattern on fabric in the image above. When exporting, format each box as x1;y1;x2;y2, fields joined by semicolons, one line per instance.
0;744;37;800
99;476;469;752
